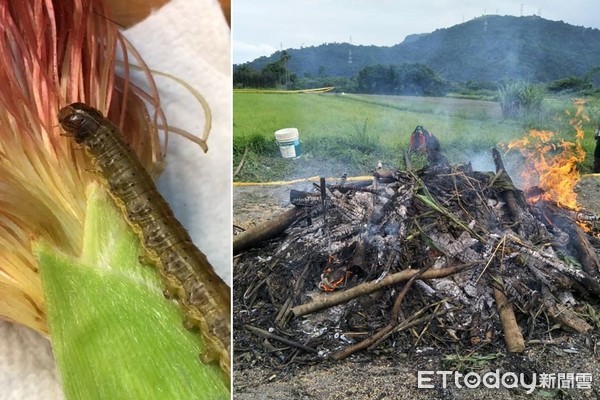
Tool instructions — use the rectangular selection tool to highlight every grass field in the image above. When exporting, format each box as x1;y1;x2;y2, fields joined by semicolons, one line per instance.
233;92;600;182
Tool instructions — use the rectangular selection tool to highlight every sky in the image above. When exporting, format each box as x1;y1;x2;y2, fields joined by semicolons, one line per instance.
233;0;600;64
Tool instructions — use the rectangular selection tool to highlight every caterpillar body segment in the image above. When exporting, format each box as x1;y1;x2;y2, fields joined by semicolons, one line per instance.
58;102;231;378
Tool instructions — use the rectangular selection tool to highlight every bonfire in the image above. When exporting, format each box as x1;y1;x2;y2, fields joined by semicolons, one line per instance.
233;103;600;373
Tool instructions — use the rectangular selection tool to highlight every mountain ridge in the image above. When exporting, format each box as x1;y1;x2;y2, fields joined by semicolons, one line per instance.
238;15;600;83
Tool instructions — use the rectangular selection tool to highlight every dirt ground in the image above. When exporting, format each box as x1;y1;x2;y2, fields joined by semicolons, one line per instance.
574;174;600;214
233;176;600;400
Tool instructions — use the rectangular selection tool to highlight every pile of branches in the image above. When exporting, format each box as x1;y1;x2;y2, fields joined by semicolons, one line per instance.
233;148;600;368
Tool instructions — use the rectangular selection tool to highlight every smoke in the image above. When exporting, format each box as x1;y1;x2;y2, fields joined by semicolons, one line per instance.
464;150;497;172
460;149;526;189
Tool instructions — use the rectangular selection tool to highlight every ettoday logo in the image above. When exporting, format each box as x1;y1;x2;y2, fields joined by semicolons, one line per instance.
417;370;593;393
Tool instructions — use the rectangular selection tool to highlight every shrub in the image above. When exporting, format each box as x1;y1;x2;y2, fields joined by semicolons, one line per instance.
498;81;545;118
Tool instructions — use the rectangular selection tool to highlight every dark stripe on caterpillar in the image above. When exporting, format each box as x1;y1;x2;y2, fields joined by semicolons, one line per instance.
58;102;231;378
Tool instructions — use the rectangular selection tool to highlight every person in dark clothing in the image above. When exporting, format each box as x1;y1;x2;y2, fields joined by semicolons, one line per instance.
594;125;600;173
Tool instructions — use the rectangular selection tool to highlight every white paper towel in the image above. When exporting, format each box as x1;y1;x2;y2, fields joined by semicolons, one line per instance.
0;0;231;398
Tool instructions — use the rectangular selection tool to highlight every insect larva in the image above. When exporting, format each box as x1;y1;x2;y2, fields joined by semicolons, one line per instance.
58;102;231;378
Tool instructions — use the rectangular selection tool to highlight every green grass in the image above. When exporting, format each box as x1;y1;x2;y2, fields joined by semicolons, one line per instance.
442;352;503;372
233;92;600;182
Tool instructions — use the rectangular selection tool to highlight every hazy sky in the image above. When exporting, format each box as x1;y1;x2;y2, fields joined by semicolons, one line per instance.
233;0;600;64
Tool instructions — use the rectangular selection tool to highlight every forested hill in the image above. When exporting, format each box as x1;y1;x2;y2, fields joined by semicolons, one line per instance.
239;15;600;82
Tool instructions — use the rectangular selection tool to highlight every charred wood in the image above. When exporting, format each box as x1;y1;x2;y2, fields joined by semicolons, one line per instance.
505;233;600;297
327;181;378;193
536;201;600;279
290;189;321;207
244;325;319;354
233;207;305;254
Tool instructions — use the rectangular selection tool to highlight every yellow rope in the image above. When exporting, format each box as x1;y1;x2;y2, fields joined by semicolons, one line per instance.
233;175;373;187
233;87;335;94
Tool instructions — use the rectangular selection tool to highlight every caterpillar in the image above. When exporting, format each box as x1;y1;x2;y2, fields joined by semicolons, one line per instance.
58;102;231;379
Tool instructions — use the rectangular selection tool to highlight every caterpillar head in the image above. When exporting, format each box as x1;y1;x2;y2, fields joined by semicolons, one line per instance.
58;102;105;143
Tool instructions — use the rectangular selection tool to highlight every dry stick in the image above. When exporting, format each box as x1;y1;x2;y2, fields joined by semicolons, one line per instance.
475;235;506;284
505;233;600;297
233;207;304;254
492;281;525;352
244;325;319;354
274;297;293;328
491;235;526;352
373;301;455;347
544;301;592;333
331;265;431;361
380;299;458;344
233;144;249;178
319;177;329;234
482;232;525;352
505;273;592;335
539;286;592;333
242;277;267;306
292;262;476;317
275;261;313;328
409;302;444;352
404;151;413;171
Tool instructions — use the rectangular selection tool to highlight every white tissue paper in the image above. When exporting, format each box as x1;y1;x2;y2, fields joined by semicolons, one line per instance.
0;0;231;398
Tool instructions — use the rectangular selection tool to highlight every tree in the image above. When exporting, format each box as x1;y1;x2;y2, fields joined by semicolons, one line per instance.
357;63;446;96
233;52;297;88
546;76;592;93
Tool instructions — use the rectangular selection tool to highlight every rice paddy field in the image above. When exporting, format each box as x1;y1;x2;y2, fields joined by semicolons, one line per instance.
233;92;600;182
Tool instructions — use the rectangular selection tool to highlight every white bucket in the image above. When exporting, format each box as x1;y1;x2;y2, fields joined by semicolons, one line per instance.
274;128;301;159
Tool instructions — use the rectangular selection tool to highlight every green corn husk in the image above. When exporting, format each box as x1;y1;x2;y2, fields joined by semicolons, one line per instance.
36;183;229;399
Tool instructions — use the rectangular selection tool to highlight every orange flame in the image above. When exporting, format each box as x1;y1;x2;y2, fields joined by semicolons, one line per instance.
507;100;587;210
